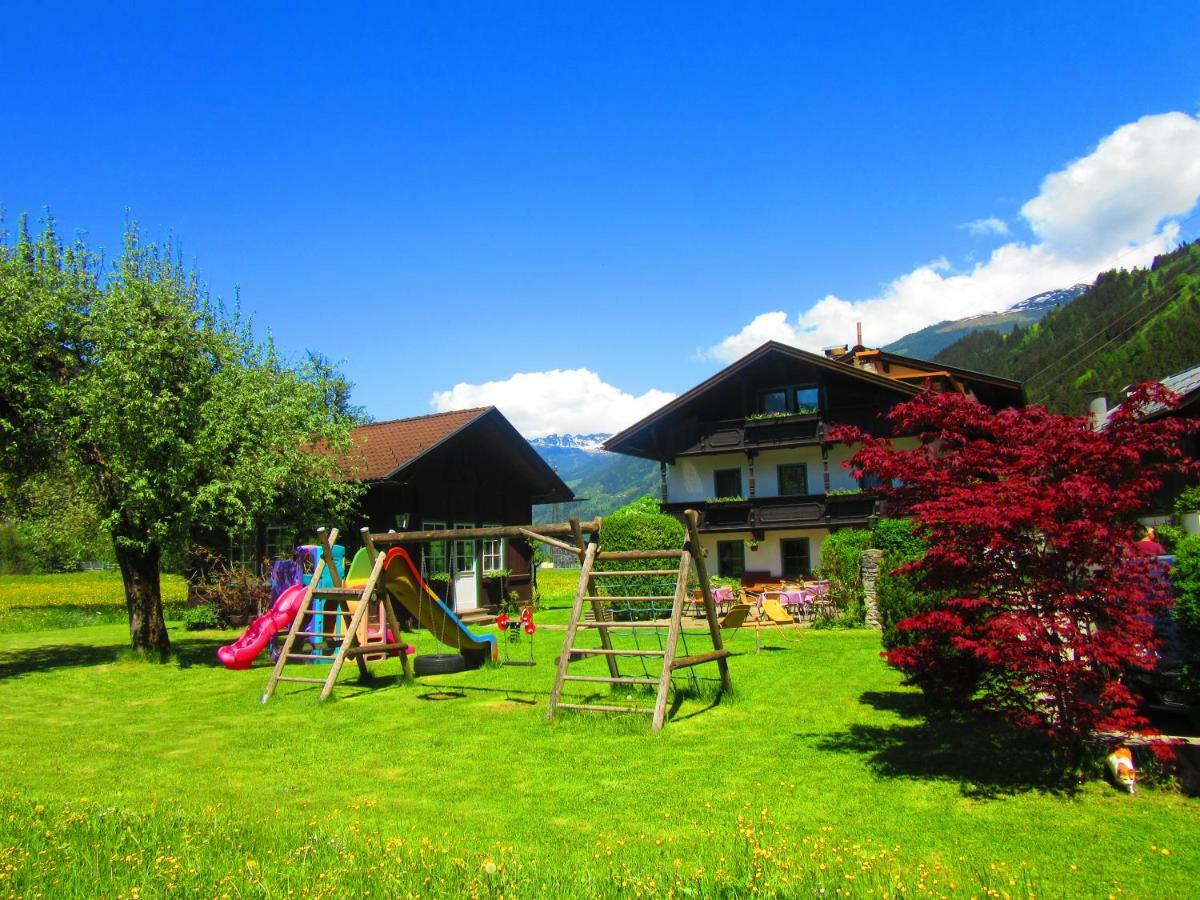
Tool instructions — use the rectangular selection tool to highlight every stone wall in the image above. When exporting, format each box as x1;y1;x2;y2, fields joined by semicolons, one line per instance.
861;548;883;630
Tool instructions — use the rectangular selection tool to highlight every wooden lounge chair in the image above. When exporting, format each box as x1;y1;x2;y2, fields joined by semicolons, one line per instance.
759;595;797;626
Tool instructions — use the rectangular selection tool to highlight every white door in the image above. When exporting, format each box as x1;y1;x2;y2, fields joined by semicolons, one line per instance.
453;524;478;613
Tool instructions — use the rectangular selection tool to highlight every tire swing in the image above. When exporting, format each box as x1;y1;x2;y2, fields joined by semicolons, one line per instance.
411;553;467;677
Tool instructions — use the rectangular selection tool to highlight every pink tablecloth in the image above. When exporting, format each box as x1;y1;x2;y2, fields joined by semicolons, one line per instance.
711;587;736;607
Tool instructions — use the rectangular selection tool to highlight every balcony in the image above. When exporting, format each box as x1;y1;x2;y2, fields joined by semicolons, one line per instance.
677;413;823;457
662;492;878;533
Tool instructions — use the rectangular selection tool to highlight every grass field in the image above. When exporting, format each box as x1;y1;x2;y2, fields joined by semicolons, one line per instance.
0;572;1196;897
0;571;188;634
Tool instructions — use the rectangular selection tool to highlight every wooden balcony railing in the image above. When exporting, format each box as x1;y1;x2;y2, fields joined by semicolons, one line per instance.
662;493;877;532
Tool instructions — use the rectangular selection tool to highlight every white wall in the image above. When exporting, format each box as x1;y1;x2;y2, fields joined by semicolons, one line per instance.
699;528;830;579
667;453;746;502
753;447;824;496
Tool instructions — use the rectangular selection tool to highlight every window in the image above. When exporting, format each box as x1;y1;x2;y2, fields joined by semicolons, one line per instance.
717;541;746;578
781;538;811;579
793;386;819;414
713;468;743;498
265;526;294;562
777;463;808;496
454;523;476;573
758;388;789;414
229;531;255;569
423;521;447;574
757;384;821;415
481;523;504;572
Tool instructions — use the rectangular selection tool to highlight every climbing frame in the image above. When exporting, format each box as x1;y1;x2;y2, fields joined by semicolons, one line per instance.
546;511;732;731
261;527;411;703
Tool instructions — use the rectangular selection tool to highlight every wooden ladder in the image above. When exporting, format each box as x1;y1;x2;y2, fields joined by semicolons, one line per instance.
262;527;411;703
546;511;732;731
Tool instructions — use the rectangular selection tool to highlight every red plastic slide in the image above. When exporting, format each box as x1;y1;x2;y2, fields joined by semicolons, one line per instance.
217;583;308;670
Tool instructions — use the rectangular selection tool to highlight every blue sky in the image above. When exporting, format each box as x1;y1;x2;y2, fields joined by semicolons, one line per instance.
5;2;1200;435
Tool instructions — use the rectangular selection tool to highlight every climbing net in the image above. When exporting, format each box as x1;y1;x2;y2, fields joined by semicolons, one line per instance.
594;570;720;695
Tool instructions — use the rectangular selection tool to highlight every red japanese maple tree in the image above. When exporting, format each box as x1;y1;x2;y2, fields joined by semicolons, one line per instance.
831;384;1197;761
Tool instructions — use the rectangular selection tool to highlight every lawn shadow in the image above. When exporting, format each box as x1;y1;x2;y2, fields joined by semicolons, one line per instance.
173;637;230;669
0;642;125;680
808;690;1072;799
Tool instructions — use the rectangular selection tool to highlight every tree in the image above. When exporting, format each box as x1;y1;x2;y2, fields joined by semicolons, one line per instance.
0;218;361;657
830;386;1197;763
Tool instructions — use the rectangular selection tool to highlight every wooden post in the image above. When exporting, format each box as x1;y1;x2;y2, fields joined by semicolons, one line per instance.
262;527;338;703
319;547;387;700
651;546;691;731
686;510;731;694
570;517;618;678
547;541;598;721
317;527;343;588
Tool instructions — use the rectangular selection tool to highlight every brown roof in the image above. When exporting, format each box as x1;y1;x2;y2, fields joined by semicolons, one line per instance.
341;408;490;481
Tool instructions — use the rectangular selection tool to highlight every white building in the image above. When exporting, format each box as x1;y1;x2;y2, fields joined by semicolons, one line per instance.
603;341;1024;581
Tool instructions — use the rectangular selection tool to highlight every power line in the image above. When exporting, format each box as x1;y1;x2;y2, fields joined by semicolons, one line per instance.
1024;253;1200;405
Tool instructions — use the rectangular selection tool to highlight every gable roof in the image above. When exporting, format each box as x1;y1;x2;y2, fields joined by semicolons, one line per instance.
343;408;490;481
603;340;1024;460
339;407;574;503
603;341;923;458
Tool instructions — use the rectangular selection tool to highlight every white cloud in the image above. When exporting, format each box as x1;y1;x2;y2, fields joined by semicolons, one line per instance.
962;217;1010;236
431;369;676;438
704;111;1200;361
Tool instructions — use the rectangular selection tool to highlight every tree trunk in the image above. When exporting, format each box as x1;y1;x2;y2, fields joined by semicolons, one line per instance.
114;537;171;659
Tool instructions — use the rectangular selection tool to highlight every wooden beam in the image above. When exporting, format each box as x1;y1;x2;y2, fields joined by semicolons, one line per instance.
369;518;600;545
569;517;586;551
517;528;580;556
595;549;684;561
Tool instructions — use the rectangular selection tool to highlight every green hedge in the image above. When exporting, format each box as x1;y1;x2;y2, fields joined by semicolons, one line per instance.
596;496;686;619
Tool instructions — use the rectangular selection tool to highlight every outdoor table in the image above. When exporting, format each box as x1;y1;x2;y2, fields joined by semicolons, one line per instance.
778;589;810;617
711;586;736;611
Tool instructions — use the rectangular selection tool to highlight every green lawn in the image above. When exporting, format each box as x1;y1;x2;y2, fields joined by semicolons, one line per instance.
0;574;1196;897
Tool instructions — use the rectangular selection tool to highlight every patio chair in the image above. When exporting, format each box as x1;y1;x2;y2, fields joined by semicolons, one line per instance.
759;594;798;626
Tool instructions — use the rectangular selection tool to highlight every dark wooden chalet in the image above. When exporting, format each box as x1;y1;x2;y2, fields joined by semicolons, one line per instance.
340;407;574;614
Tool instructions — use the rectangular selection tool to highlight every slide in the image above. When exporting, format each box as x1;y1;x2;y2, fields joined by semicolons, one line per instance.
379;546;498;667
217;583;309;670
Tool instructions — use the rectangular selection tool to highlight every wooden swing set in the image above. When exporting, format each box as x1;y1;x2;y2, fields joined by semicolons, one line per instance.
262;511;732;731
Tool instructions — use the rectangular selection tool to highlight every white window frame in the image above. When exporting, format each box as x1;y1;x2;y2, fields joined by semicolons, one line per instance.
481;523;504;573
423;520;448;573
454;522;476;573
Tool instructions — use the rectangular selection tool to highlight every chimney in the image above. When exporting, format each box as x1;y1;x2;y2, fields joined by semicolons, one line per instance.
856;321;863;347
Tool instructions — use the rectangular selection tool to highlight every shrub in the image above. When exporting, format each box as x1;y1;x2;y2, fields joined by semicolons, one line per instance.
1170;533;1200;703
181;604;222;631
872;519;939;649
872;518;925;557
597;496;686;619
818;528;873;626
0;524;31;574
187;564;270;628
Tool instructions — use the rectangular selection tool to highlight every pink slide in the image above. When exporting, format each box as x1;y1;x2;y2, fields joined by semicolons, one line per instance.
217;584;308;670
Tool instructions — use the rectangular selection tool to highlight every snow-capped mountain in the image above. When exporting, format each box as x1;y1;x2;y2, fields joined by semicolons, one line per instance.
884;283;1090;360
527;433;610;453
527;432;659;523
1005;284;1089;314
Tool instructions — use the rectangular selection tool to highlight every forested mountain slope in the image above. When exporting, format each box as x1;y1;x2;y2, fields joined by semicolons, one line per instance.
934;241;1200;413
